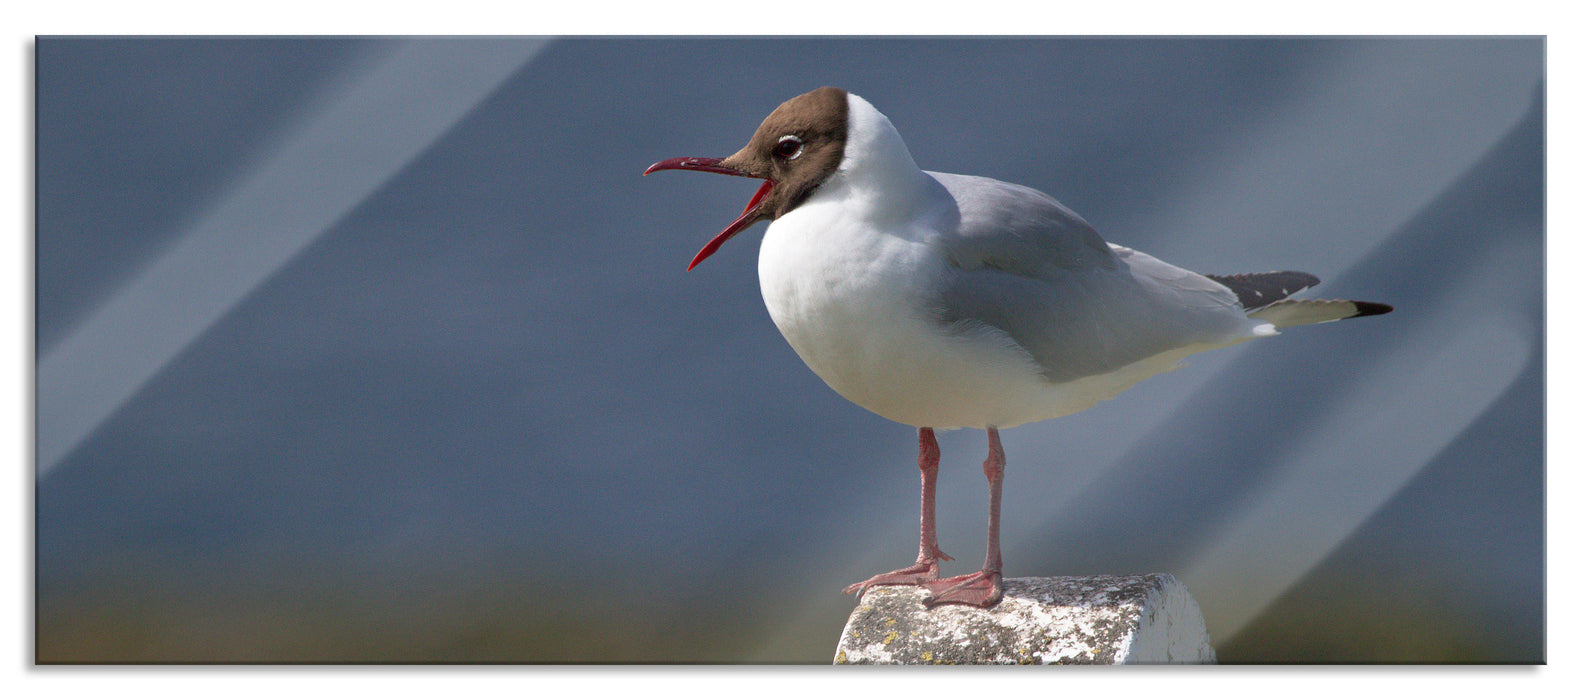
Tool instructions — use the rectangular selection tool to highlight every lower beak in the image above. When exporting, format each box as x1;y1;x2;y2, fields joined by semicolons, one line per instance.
645;157;775;270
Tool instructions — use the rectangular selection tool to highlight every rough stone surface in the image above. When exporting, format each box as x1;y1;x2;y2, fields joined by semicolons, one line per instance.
833;574;1216;664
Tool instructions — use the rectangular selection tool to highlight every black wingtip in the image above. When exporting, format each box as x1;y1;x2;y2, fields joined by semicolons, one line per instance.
1206;271;1323;310
1352;301;1394;317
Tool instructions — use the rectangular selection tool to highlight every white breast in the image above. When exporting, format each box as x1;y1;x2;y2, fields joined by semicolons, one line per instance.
757;194;1152;430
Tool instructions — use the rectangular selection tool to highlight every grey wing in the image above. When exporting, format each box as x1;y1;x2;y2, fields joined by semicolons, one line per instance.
927;172;1117;276
924;173;1255;383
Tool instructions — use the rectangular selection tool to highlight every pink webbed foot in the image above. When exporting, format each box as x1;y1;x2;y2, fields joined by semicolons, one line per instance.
842;553;953;598
920;569;1003;608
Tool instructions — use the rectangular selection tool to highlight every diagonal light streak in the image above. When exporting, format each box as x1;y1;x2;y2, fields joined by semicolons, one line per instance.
1180;240;1538;639
37;38;553;476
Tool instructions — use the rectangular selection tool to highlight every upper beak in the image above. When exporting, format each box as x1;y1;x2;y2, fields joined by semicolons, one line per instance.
644;157;775;270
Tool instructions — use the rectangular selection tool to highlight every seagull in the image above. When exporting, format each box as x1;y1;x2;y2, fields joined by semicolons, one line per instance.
645;87;1391;608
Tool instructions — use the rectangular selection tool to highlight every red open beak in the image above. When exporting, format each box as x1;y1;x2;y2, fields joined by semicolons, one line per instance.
644;157;775;270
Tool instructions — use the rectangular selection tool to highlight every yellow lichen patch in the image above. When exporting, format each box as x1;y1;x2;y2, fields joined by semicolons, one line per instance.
882;630;899;645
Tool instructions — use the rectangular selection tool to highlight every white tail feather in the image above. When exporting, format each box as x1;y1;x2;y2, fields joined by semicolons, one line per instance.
1247;299;1367;328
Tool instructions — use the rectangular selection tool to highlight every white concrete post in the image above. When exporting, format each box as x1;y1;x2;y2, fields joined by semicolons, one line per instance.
834;573;1216;664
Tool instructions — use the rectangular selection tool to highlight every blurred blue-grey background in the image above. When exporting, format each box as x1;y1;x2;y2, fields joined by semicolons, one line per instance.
35;37;1543;663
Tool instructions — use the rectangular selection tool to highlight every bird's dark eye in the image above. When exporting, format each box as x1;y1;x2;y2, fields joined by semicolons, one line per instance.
774;135;804;160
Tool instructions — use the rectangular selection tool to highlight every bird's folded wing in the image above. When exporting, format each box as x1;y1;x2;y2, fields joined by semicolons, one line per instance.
925;173;1255;384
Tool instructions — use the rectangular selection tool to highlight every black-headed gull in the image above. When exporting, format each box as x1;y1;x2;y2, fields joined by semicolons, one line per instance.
646;87;1391;608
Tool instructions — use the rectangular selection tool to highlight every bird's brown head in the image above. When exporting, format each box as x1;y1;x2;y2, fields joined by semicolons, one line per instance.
644;86;849;270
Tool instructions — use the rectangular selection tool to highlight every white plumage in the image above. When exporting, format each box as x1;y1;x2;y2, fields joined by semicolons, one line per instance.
758;93;1273;429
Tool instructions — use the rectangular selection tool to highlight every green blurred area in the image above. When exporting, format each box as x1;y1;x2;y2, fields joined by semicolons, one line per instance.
38;552;1540;663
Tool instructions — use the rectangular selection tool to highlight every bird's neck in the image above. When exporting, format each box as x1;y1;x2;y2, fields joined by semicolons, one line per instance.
831;98;937;224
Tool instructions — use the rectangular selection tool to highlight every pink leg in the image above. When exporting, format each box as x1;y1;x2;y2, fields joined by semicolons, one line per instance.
843;427;954;597
920;426;1005;608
